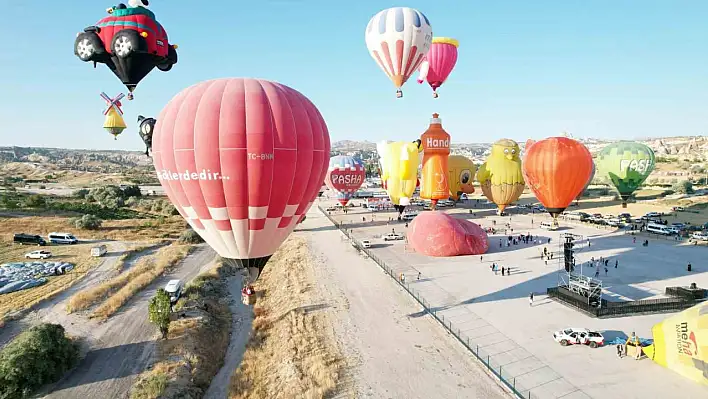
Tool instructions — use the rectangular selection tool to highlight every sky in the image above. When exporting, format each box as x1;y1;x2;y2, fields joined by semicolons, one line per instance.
1;0;708;151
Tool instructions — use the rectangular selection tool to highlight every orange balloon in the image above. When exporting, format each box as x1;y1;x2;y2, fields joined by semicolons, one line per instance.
522;137;593;218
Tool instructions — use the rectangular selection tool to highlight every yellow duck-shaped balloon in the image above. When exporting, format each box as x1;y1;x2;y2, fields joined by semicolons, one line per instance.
477;138;525;214
448;155;476;201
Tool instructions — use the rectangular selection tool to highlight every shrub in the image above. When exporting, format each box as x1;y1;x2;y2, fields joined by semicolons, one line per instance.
24;194;46;208
149;289;172;339
122;185;142;199
125;196;140;207
72;189;90;199
75;214;103;230
0;323;80;399
672;180;694;194
178;229;204;244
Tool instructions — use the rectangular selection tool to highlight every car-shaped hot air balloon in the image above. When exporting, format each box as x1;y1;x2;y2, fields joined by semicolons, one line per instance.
74;0;177;98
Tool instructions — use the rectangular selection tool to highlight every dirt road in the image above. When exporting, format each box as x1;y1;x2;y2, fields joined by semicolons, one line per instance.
42;244;217;399
301;208;508;399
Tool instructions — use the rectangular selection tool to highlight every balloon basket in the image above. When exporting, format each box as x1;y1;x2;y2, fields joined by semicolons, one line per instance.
432;92;439;98
396;90;403;98
242;292;256;306
127;93;134;100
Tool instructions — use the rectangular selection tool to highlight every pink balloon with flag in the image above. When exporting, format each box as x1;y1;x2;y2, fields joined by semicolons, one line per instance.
417;37;459;98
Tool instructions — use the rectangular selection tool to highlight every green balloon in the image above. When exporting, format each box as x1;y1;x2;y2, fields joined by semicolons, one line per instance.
596;141;655;204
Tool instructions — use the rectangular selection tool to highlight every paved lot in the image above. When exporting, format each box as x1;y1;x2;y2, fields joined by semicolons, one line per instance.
322;198;708;399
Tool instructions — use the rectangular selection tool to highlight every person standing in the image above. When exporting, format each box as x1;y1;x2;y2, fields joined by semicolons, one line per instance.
529;292;534;307
417;271;421;280
688;263;692;272
501;266;505;276
605;267;608;276
615;259;618;268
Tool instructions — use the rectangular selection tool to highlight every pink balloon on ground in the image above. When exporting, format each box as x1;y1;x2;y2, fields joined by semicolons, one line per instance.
407;212;489;257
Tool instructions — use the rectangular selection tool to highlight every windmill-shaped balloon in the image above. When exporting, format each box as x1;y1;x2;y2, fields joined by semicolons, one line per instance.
101;92;127;140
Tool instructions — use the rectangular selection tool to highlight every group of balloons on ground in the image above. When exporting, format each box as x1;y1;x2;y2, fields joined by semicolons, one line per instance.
327;121;657;222
72;3;657;286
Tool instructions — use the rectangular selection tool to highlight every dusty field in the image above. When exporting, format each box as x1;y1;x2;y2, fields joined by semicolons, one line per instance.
0;241;103;320
229;236;343;399
0;215;185;242
130;262;238;399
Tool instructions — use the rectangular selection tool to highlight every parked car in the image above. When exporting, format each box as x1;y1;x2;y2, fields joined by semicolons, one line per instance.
164;279;183;304
25;250;52;259
48;232;78;245
691;232;708;241
13;233;47;246
673;206;685;211
644;212;662;218
91;244;108;257
360;240;371;248
383;233;405;241
325;206;337;212
553;328;605;348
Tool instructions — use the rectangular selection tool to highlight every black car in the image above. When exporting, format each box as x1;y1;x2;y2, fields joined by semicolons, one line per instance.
13;233;47;246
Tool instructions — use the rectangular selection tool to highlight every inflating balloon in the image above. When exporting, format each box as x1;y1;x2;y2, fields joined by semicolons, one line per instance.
523;137;593;219
73;1;178;99
448;155;475;201
643;301;707;386
101;92;126;140
365;7;433;98
417;37;459;98
377;140;419;214
419;114;450;208
477;139;525;215
137;115;156;156
152;78;330;282
576;162;596;203
325;155;366;206
596;141;655;208
407;212;489;257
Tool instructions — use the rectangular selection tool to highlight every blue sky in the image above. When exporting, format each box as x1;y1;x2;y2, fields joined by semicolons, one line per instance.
1;0;707;150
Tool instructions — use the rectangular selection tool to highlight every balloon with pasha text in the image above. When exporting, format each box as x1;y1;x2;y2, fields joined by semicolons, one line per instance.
152;78;330;283
596;142;655;208
325;155;366;206
407;212;489;257
522;137;593;219
365;7;433;98
417;37;459;98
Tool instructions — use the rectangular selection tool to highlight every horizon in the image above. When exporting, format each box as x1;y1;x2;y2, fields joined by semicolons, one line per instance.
2;1;708;150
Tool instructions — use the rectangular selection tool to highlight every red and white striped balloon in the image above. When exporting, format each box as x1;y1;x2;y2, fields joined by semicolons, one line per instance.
152;78;330;279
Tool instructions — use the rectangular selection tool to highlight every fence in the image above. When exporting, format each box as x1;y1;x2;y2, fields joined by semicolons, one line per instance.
548;286;704;318
319;205;541;399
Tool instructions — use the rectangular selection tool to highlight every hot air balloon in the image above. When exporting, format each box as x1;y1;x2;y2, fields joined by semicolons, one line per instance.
523;137;593;220
575;162;596;204
596;142;655;208
152;78;330;283
477;139;525;215
417;37;459;98
643;301;708;385
101;92;126;140
448;155;476;201
365;7;433;98
73;1;177;99
419;114;451;209
377;140;419;214
137;115;156;156
325;155;366;206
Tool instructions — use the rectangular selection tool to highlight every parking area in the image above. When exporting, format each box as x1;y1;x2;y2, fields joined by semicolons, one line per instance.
321;196;708;399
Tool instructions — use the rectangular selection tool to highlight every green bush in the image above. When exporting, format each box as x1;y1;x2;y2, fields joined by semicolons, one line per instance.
74;214;103;230
72;189;90;199
178;229;204;244
121;185;142;198
48;201;144;220
672;180;694;194
0;323;80;399
24;194;46;208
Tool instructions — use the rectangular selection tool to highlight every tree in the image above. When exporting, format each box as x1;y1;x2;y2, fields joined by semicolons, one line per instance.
149;289;172;339
672;180;694;194
178;229;204;244
74;214;103;230
24;194;46;208
121;184;142;198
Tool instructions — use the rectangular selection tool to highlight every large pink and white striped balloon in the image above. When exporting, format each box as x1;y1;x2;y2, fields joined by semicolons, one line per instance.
152;78;330;280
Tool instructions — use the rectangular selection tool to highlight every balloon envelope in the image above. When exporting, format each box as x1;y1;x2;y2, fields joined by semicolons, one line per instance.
596;141;655;205
152;78;330;280
448;155;476;201
325;155;366;206
417;37;459;95
522;137;593;217
377;141;419;213
365;7;433;94
477;139;525;214
407;212;489;256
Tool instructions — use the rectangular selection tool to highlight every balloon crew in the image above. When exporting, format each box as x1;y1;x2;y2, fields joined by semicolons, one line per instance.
366;7;433;98
101;92;127;140
417;37;459;98
477;139;525;216
73;0;178;100
419;113;451;210
137;115;156;156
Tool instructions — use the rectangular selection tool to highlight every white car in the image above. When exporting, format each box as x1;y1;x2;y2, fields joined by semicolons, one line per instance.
25;250;52;259
553;328;604;348
360;240;371;248
691;232;708;241
383;233;405;241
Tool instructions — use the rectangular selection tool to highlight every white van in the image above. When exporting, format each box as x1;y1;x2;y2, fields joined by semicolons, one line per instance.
164;279;183;303
91;244;108;257
48;232;78;245
646;223;673;235
360;240;371;248
565;212;582;221
540;221;558;230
